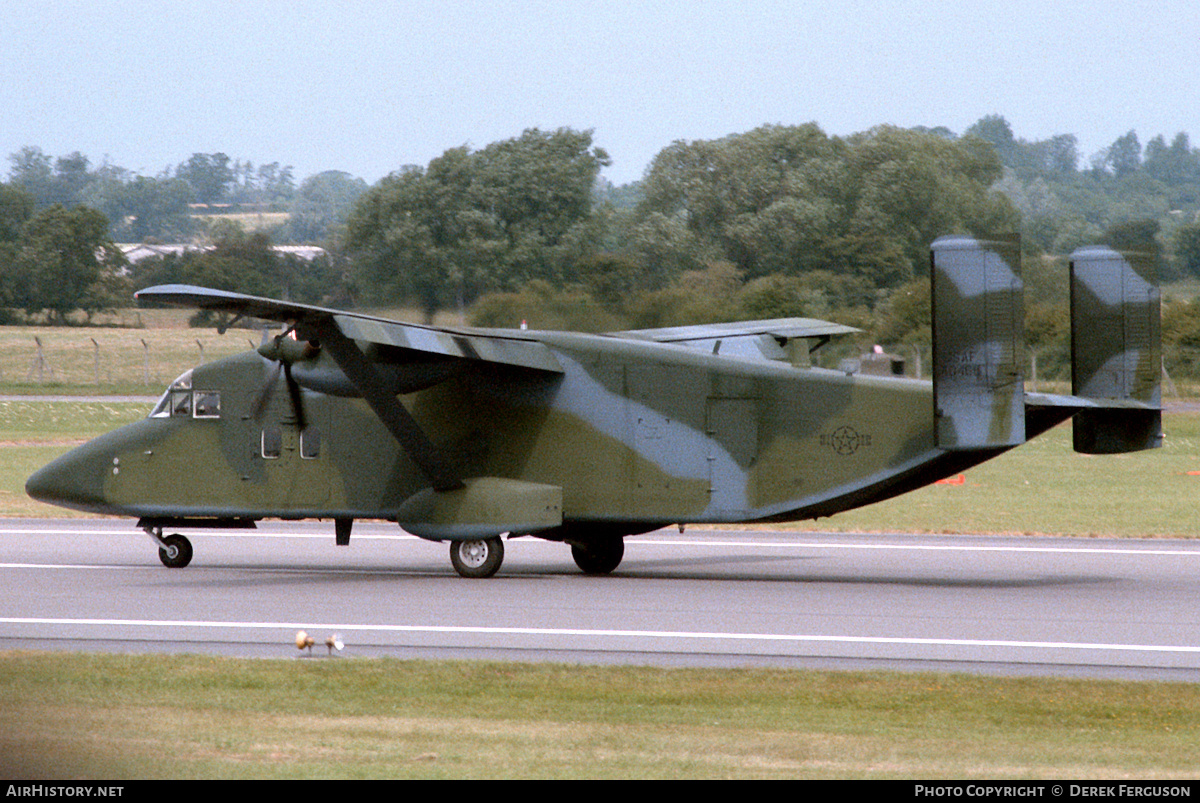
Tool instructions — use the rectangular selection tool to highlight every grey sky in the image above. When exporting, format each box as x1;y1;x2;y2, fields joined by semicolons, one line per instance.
4;0;1199;187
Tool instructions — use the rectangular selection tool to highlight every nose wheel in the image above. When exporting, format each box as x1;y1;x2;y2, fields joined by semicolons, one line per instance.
144;526;193;568
158;534;193;568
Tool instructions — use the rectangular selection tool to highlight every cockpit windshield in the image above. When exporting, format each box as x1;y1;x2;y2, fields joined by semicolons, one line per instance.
149;370;220;419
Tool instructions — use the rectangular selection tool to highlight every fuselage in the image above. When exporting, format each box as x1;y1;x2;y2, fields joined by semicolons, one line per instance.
26;332;1051;534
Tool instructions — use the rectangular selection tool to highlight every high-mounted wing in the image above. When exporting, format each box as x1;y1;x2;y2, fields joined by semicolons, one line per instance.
615;317;858;343
613;318;859;364
135;285;564;492
135;285;563;374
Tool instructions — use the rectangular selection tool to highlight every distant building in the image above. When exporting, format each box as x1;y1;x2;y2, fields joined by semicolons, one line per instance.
118;243;328;264
268;245;328;262
118;243;207;263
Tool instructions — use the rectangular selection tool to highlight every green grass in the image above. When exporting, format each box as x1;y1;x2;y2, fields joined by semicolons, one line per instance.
0;398;149;438
0;400;149;516
784;411;1200;538
0;308;471;396
0;321;252;395
1;652;1197;779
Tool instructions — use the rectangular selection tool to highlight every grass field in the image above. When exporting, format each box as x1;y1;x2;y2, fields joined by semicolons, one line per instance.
0;308;467;396
2;652;1198;779
800;409;1200;538
0;320;255;395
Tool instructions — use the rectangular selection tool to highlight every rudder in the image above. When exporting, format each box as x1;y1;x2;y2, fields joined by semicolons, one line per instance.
931;234;1025;450
1069;246;1162;454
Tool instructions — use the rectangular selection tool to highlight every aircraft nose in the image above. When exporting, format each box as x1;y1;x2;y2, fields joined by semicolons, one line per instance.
26;447;108;512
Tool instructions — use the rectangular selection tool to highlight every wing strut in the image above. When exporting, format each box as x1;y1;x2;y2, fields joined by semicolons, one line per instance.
315;320;464;492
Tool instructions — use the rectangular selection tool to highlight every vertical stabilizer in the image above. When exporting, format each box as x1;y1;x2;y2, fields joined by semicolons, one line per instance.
1070;246;1162;453
931;234;1025;449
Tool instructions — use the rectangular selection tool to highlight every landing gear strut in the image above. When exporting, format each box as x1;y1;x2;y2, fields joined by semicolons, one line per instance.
449;536;504;578
144;525;193;568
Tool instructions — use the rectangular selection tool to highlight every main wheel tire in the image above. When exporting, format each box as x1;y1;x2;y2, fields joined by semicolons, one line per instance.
449;536;504;578
158;533;193;568
571;536;624;575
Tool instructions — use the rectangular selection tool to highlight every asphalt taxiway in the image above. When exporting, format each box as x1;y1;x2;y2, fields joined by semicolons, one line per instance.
2;519;1199;680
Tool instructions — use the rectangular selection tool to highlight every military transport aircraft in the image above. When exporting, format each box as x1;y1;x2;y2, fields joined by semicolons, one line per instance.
26;235;1162;577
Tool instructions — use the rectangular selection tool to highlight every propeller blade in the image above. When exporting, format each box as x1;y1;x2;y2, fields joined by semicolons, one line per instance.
253;326;316;428
252;361;283;421
315;319;462;491
283;362;307;431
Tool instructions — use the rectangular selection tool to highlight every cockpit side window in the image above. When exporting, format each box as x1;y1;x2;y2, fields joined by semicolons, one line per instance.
193;391;221;418
148;371;221;420
171;391;192;417
150;369;194;419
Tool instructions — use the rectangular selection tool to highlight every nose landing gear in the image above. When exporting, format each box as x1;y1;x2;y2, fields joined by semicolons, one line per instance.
144;525;193;568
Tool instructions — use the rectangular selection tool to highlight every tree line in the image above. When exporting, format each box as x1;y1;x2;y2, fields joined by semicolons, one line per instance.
5;146;367;245
6;117;1200;382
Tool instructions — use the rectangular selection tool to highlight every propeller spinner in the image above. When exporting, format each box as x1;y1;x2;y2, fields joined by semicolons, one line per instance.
253;327;320;430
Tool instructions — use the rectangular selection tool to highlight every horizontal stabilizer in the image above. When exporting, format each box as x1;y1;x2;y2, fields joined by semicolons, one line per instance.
1069;246;1162;453
931;235;1025;449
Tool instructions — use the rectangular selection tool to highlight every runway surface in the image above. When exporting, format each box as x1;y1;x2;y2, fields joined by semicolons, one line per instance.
2;519;1199;681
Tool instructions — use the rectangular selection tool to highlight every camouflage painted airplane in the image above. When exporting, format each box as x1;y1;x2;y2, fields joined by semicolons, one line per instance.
26;235;1162;578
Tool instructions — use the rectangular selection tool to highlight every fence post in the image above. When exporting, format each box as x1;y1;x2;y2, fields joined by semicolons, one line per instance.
27;337;53;383
1162;364;1179;399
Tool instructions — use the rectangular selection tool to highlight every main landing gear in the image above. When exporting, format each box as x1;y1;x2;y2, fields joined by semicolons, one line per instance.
447;532;629;578
449;536;505;579
570;536;624;575
144;525;193;568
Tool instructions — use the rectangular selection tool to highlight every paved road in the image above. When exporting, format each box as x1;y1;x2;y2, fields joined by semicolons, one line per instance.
0;395;159;404
2;519;1199;681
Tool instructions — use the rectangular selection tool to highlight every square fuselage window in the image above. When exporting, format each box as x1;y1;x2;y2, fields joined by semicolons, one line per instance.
261;426;282;459
300;427;320;459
